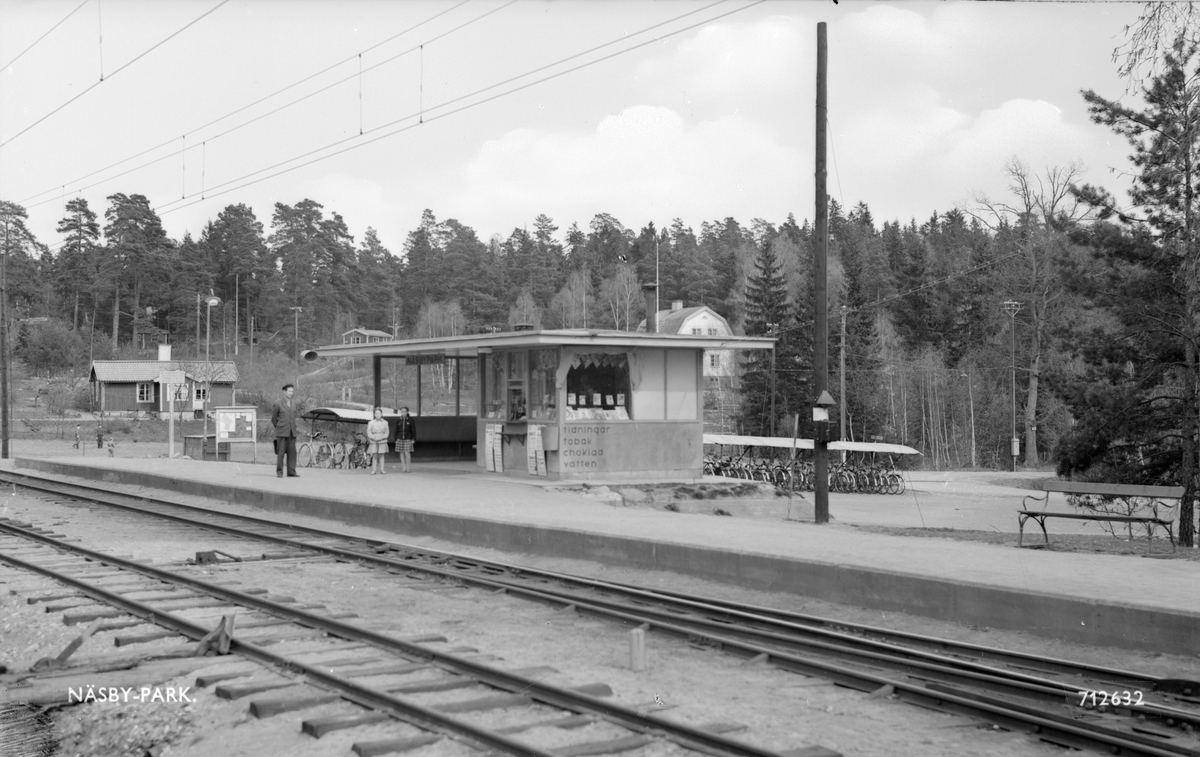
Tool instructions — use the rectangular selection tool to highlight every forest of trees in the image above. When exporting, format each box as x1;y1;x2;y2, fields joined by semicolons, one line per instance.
3;8;1200;548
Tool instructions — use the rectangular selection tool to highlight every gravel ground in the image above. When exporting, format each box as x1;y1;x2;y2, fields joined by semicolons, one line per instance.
2;486;1199;757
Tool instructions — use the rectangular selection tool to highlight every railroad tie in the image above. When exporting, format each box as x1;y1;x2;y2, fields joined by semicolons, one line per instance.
301;711;392;738
250;691;341;718
351;734;441;757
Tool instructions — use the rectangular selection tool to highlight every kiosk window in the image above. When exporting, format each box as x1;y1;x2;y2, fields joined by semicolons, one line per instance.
565;354;631;420
507;352;528;421
529;349;558;420
484;354;505;419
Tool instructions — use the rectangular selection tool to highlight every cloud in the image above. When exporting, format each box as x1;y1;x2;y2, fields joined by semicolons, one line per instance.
634;16;807;127
455;105;800;235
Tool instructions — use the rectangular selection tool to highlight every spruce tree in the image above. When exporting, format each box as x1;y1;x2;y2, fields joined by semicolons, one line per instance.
739;237;801;436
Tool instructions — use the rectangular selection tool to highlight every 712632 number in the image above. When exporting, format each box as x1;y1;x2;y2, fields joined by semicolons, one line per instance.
1078;690;1143;707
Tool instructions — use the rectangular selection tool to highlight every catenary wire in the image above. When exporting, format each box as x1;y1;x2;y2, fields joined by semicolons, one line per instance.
30;0;721;212
0;0;90;72
0;0;229;150
156;0;762;216
17;0;476;207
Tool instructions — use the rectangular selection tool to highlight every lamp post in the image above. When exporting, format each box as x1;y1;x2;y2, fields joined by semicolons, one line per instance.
289;306;303;385
767;322;779;437
813;390;836;524
203;293;221;461
1002;300;1022;472
204;293;221;363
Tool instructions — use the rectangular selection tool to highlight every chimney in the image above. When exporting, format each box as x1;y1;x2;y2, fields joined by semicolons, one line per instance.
641;284;658;333
671;300;684;312
158;344;172;362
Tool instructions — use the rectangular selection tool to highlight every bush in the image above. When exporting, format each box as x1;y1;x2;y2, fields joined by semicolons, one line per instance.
16;319;87;376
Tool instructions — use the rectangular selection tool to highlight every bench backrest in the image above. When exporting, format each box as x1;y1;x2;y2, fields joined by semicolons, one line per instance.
1042;480;1184;498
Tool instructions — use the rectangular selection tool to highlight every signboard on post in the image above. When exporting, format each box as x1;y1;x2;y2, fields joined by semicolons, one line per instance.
214;406;258;462
158;371;187;459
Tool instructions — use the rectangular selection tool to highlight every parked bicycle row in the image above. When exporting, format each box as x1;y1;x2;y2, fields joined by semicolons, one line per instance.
703;456;906;495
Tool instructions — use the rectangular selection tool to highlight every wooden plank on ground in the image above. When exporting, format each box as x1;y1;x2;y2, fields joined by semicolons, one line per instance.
352;734;441;757
302;711;391;738
250;691;340;718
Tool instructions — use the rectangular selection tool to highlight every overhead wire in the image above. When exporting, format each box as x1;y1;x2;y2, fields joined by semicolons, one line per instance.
17;0;476;207
156;0;761;216
0;0;90;72
0;0;229;150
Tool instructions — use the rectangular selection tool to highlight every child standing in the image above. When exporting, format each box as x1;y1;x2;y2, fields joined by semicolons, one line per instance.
365;407;390;475
394;406;415;473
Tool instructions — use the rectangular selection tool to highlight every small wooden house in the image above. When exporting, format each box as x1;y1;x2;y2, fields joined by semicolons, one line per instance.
342;328;394;345
90;360;238;418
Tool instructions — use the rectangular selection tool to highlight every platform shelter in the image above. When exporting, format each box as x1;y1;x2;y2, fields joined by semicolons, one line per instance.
305;329;774;481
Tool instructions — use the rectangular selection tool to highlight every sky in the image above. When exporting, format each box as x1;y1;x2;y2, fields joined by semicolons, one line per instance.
0;0;1150;259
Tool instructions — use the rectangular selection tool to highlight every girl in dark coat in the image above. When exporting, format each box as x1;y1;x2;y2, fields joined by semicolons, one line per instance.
395;406;415;473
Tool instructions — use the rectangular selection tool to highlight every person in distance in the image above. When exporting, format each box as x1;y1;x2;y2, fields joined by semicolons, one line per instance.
366;406;390;475
395;406;415;473
272;383;300;478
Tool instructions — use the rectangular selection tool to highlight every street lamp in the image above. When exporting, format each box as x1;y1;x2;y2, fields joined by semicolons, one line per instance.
289;306;303;385
813;389;836;525
204;293;221;364
1002;300;1022;472
767;322;779;437
203;293;221;461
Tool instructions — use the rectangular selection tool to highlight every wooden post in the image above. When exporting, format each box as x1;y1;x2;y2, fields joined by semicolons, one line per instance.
373;354;382;410
630;627;646;671
813;22;830;524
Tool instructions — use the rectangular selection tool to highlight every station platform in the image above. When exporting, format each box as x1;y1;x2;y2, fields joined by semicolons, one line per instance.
9;455;1199;656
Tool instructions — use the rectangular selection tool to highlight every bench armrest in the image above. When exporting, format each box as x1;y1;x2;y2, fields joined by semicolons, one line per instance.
1022;491;1049;511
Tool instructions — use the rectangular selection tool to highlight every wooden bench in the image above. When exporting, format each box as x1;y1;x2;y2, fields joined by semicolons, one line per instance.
1019;481;1183;553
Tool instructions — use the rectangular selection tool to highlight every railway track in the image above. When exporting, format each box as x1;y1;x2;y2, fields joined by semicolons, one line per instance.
2;469;1198;756
0;519;834;757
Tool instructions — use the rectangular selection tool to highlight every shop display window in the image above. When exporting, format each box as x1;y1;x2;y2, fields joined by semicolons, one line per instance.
565;353;631;420
484;353;505;419
507;352;527;421
528;349;558;420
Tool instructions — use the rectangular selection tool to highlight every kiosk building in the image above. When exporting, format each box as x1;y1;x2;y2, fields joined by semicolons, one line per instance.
306;328;774;481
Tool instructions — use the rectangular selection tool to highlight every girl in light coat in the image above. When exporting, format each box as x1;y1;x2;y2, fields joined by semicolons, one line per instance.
366;407;390;475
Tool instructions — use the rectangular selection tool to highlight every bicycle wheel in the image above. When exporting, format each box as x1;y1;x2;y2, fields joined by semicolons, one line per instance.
330;442;347;469
298;443;314;468
315;442;334;468
889;473;905;495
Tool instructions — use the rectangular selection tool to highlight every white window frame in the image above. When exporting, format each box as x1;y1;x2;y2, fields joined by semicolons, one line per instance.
351;335;363;344
136;382;153;403
709;353;720;368
691;327;701;335
194;385;209;403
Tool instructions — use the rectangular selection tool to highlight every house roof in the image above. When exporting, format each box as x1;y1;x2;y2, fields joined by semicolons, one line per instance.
307;328;774;360
636;305;730;335
90;360;239;383
343;328;394;338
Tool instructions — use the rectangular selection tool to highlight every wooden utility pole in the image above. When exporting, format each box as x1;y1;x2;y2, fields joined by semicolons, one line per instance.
0;219;9;460
813;22;830;524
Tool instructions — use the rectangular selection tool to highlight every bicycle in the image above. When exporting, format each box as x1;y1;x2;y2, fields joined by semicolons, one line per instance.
298;431;335;468
345;432;371;470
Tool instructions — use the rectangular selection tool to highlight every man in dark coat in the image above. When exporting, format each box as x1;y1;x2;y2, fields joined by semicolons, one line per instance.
272;383;300;477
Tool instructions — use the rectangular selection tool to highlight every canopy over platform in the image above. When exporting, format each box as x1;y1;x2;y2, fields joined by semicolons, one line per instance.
302;407;396;424
305;328;776;361
704;433;921;455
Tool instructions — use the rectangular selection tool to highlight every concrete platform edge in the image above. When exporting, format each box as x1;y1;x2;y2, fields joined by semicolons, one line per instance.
16;457;1198;656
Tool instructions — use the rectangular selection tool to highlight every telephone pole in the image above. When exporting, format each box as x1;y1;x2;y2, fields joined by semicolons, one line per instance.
813;22;830;524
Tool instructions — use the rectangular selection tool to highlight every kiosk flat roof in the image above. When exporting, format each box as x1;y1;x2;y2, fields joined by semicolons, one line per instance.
308;328;776;359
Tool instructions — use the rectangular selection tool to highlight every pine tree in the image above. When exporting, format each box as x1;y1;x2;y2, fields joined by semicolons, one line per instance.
739;238;801;436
